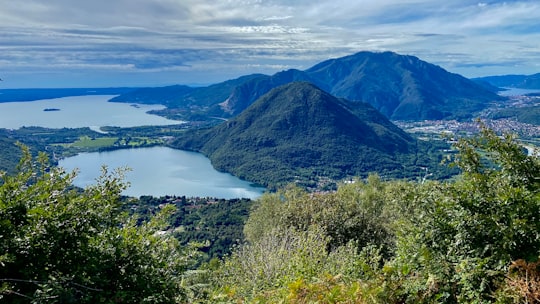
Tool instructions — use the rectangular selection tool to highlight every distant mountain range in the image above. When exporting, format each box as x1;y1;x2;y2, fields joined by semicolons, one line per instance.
112;51;503;121
172;82;448;188
473;73;540;90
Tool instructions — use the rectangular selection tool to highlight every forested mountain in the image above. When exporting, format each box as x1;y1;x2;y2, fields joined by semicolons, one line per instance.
111;51;503;121
108;85;195;106
489;105;540;125
172;82;442;188
0;133;21;174
304;51;503;120
474;73;540;89
216;69;316;116
110;74;265;119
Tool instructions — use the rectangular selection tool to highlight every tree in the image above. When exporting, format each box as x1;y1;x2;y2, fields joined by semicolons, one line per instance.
392;125;540;302
215;125;540;303
0;146;203;303
243;177;399;254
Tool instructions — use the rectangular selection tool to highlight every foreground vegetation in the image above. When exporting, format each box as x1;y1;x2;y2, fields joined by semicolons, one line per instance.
1;126;539;303
212;126;540;303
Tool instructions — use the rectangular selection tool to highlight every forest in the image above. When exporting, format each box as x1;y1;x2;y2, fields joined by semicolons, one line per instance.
1;125;539;303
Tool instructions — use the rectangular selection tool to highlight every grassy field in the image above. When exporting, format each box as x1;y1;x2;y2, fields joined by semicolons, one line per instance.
71;136;118;148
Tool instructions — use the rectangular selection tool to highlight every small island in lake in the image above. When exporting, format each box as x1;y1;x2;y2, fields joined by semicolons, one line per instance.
43;108;61;112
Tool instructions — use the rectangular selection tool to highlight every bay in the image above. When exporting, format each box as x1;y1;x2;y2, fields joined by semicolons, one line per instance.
0;95;265;198
58;146;265;199
0;95;180;129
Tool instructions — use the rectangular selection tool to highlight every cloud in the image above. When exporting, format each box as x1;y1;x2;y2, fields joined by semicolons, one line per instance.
0;0;539;87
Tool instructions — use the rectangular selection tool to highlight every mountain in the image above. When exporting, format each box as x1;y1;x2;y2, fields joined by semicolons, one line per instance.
489;105;540;125
109;85;195;106
473;73;540;89
471;79;503;93
216;69;316;116
110;74;265;120
112;51;502;121
304;51;503;120
172;82;436;188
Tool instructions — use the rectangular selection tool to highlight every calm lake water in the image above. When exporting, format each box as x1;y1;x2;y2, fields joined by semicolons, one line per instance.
498;87;540;96
58;147;265;199
0;95;265;198
0;95;180;129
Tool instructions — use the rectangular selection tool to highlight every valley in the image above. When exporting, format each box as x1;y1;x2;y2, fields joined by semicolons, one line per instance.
2;50;540;303
1;51;539;191
4;0;540;301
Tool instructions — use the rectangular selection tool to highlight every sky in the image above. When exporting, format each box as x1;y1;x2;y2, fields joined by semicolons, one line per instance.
1;0;539;88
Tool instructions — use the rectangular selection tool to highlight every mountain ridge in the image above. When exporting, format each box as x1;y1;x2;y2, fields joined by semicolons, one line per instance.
172;82;441;188
473;73;540;90
111;51;503;121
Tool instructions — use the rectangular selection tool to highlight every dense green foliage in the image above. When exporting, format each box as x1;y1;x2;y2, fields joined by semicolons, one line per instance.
490;105;540;125
0;148;204;303
2;124;538;303
0;136;22;174
213;126;540;303
173;82;454;189
129;196;253;259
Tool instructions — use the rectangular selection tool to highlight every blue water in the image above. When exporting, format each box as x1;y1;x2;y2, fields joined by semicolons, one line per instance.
0;95;180;129
498;87;540;96
0;95;265;198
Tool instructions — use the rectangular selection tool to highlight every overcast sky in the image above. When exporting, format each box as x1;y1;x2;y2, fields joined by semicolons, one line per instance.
1;0;539;88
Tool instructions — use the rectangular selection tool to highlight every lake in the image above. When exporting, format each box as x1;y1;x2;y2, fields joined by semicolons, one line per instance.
0;95;180;129
59;147;265;199
498;87;540;96
0;95;265;198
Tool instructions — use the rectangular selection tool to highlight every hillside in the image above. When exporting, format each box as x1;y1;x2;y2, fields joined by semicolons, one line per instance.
304;51;503;120
112;51;503;121
489;105;540;125
474;73;540;89
109;85;195;106
216;69;316;116
172;82;442;188
110;74;265;120
0;134;21;174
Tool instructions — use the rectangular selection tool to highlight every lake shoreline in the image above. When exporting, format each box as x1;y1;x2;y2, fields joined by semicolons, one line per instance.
1;95;264;199
58;146;266;199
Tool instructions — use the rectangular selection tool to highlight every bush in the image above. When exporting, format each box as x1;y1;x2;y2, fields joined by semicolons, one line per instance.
0;147;204;303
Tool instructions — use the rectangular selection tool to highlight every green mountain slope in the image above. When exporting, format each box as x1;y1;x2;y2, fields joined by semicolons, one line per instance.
305;51;503;120
490;105;540;125
172;82;434;188
0;132;23;174
216;69;317;116
110;74;265;120
112;51;502;121
109;85;194;106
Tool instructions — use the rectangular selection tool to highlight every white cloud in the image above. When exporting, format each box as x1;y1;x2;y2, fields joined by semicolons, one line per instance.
0;0;539;87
